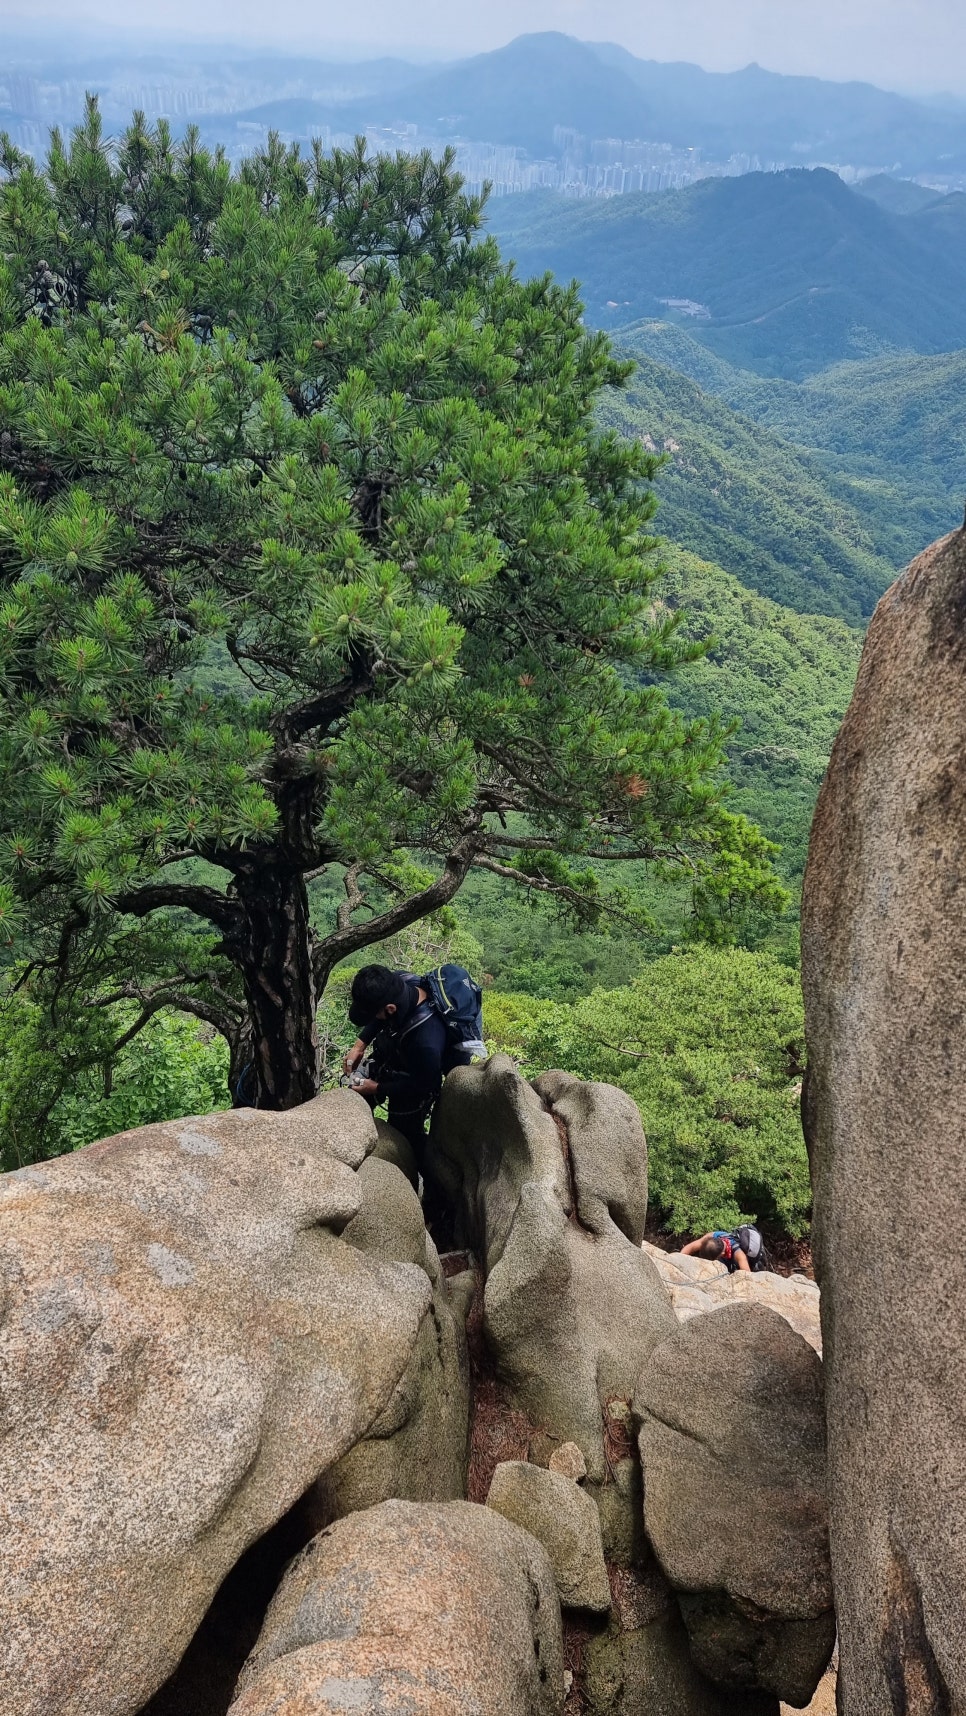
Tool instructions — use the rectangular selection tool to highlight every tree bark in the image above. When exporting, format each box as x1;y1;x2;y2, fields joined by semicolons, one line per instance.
230;863;320;1110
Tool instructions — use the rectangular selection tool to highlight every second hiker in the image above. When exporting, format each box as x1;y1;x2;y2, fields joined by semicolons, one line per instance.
682;1224;769;1273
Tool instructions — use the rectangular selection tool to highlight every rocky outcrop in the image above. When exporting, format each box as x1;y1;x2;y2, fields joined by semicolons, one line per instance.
311;1156;470;1520
642;1243;823;1355
802;524;966;1714
370;1117;418;1189
427;1057;675;1560
532;1070;649;1244
228;1498;564;1716
0;1052;844;1716
0;1097;430;1716
584;1587;780;1716
486;1459;611;1613
636;1304;834;1707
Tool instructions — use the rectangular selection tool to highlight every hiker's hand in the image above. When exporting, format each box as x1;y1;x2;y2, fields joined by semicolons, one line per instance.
343;1040;365;1075
353;1078;379;1097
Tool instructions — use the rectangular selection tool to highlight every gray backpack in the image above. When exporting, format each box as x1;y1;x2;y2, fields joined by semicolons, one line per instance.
734;1224;769;1271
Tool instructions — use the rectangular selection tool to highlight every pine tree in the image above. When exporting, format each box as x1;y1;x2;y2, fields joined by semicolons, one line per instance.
0;102;784;1108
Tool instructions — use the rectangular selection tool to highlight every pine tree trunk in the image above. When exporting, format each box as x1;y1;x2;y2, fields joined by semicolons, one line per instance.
232;862;320;1109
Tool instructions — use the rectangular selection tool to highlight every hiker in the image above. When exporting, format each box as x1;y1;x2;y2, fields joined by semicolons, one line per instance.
342;962;486;1157
682;1224;768;1272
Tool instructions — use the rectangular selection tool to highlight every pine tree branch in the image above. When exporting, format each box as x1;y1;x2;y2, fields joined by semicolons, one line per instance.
272;644;381;744
104;991;236;1056
337;861;368;932
482;832;688;864
470;854;654;930
115;884;240;933
313;827;483;985
93;973;244;1032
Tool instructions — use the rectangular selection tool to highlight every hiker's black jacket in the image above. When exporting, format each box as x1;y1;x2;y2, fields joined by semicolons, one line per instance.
358;979;454;1108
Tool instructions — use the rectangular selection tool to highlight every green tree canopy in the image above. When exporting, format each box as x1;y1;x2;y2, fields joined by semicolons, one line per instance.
485;946;810;1235
0;102;783;1107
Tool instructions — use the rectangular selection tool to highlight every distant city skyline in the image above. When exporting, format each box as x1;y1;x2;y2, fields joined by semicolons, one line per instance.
3;1;966;99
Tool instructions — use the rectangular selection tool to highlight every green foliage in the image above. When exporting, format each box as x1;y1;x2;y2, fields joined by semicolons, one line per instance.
622;320;966;573
454;866;657;996
486;946;810;1235
457;550;859;985
598;351;894;622
650;550;862;885
0;103;785;1106
0;992;227;1170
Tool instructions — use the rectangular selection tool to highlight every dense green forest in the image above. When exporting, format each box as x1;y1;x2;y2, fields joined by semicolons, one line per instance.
456;548;862;984
485;946;810;1235
621;320;966;569
647;552;862;883
597;351;894;620
488;169;966;375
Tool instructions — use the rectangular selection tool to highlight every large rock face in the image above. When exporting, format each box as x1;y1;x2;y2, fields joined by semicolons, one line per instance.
802;524;966;1714
0;1097;430;1716
311;1155;470;1520
427;1058;675;1559
636;1304;834;1707
229;1498;565;1715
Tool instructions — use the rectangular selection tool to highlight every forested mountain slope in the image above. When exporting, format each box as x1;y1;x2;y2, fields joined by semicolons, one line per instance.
487;171;966;376
599;351;894;620
455;547;861;996
618;322;966;569
650;551;863;885
855;174;952;216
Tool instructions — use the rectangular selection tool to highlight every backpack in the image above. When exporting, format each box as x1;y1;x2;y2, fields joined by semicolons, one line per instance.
420;964;487;1059
734;1224;770;1272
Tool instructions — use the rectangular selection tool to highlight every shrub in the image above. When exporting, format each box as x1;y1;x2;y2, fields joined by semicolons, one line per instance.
0;997;228;1169
485;945;810;1235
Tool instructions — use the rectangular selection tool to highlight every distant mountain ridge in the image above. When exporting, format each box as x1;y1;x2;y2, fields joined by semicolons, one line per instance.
8;30;966;191
486;169;966;377
164;33;966;180
330;34;650;155
586;42;966;172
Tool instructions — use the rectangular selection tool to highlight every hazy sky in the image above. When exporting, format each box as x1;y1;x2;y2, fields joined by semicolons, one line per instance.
6;0;966;96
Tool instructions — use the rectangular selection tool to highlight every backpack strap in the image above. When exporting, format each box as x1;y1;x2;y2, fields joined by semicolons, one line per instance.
395;997;436;1042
